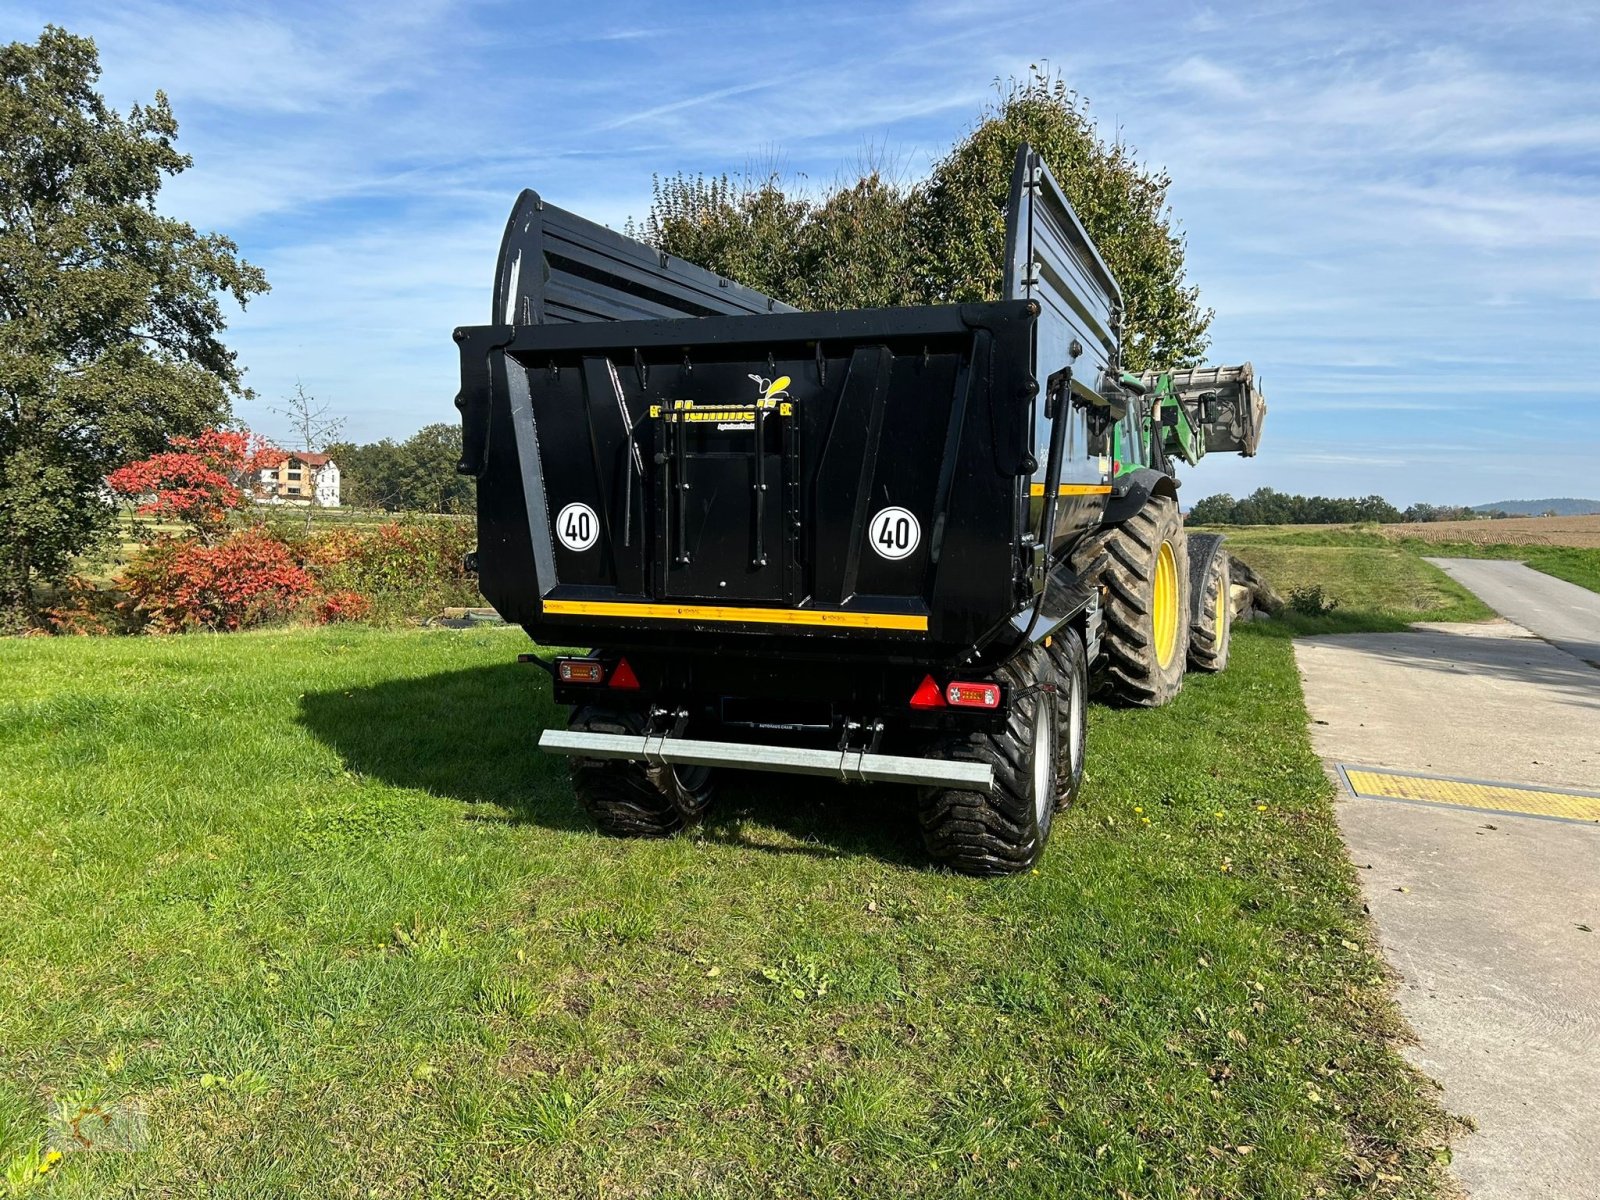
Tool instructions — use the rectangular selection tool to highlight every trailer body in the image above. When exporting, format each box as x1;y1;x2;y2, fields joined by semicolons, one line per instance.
453;146;1266;872
458;149;1124;664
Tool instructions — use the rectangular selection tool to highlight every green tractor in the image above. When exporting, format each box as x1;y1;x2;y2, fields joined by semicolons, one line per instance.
1070;364;1267;707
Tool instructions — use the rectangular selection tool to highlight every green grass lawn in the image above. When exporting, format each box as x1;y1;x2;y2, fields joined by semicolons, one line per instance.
0;624;1454;1198
1214;530;1495;634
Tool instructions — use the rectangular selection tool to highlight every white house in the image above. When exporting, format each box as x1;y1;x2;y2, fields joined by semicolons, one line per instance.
257;452;341;507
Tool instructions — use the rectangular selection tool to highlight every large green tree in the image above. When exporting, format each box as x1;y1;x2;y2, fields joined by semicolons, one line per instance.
0;26;267;622
327;423;474;514
631;171;813;304
636;70;1211;371
917;71;1211;370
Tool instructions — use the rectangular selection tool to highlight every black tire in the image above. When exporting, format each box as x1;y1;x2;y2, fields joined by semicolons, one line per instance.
1069;493;1189;707
1046;626;1088;809
567;706;715;837
917;645;1057;876
1187;544;1231;673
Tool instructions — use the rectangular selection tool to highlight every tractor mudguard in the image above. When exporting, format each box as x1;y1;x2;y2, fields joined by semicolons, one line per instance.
1186;533;1226;624
1102;467;1178;528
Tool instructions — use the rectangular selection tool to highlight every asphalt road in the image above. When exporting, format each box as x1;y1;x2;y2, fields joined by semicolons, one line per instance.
1426;558;1600;667
1295;575;1599;1198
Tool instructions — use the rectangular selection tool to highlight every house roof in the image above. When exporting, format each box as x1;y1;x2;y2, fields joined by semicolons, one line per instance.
287;451;333;467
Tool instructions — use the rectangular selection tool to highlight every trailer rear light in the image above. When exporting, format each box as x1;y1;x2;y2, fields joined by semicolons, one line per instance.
557;658;605;684
909;675;945;709
608;657;641;690
946;681;1001;709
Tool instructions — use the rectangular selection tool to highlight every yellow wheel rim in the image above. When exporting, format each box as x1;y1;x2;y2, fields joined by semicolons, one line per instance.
1213;573;1226;633
1153;541;1179;669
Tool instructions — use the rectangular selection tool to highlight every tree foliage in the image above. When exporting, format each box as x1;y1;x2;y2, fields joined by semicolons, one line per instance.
634;172;812;303
326;423;474;514
122;527;315;634
917;70;1211;371
1188;489;1404;526
107;428;283;540
0;26;267;622
633;70;1211;371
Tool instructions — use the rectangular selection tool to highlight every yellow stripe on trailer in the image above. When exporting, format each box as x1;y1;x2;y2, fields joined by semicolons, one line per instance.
542;599;928;632
1028;483;1112;497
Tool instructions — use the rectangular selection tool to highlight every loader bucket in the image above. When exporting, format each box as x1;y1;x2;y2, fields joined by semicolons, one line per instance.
1144;363;1267;457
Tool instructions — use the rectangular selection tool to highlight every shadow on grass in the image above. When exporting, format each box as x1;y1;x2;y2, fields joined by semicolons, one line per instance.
297;661;586;830
296;661;925;867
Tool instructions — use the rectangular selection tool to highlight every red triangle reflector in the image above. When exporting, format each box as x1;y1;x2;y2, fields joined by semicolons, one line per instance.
909;674;945;709
608;658;640;690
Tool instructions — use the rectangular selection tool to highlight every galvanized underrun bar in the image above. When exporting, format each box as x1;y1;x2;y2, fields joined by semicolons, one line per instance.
539;730;994;791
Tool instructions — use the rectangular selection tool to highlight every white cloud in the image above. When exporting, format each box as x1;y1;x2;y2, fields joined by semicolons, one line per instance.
7;0;1596;501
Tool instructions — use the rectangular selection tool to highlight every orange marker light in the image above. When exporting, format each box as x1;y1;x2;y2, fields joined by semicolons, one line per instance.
557;659;605;684
946;682;1001;709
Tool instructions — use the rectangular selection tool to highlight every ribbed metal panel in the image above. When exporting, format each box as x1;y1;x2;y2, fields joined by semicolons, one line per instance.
492;189;796;326
1003;148;1122;405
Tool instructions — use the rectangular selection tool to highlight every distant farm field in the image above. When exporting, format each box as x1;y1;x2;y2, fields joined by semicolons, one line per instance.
1376;514;1600;548
1201;520;1600;598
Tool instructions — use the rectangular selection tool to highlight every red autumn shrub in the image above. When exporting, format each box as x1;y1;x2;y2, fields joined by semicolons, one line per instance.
40;577;142;636
123;529;315;632
316;589;371;623
108;429;286;539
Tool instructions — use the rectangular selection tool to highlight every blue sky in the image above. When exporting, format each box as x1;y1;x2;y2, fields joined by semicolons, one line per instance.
7;0;1598;506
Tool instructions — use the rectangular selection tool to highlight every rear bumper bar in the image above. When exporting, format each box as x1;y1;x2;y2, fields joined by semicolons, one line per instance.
538;730;993;791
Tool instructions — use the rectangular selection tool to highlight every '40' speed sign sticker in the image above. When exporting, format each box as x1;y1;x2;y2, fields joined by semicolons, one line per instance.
555;502;599;551
868;507;920;560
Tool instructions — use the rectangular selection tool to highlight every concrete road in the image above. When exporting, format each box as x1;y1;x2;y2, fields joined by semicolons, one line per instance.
1296;621;1599;790
1295;620;1600;1200
1427;557;1600;667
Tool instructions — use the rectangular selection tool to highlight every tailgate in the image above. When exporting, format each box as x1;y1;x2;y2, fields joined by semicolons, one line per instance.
456;303;1038;652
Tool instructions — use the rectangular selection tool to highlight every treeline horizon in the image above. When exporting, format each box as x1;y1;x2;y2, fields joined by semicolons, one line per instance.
325;423;473;514
1188;488;1569;526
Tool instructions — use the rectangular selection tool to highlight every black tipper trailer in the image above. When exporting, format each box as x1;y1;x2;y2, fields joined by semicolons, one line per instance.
453;145;1237;874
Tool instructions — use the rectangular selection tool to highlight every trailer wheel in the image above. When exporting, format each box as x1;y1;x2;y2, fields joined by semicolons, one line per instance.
1070;493;1189;707
1047;626;1088;809
566;706;715;837
1187;543;1231;673
917;645;1056;876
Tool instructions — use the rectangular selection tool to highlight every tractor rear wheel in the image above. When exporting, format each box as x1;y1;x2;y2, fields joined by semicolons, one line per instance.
918;644;1056;876
1070;494;1190;707
1187;544;1232;673
567;706;716;837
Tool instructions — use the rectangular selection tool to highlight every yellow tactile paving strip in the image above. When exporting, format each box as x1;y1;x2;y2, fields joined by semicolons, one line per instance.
1341;766;1600;823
